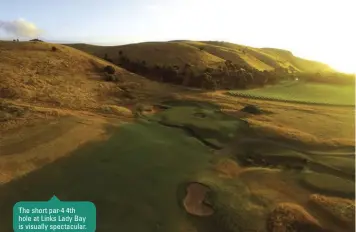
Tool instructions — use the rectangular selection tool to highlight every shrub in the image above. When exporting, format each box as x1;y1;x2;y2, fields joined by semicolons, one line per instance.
205;67;213;73
184;63;192;69
202;72;217;90
104;73;119;82
104;65;115;74
30;39;43;42
51;46;57;52
241;105;262;114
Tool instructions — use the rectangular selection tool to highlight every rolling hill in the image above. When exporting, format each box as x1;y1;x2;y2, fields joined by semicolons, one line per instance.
0;41;177;111
68;40;334;73
0;39;354;232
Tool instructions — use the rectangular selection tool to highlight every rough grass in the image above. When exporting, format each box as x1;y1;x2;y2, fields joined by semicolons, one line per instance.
0;41;122;109
0;99;65;131
212;158;241;178
228;81;355;106
100;105;133;117
69;42;224;71
266;203;323;232
0;41;175;112
0;100;29;122
309;194;355;229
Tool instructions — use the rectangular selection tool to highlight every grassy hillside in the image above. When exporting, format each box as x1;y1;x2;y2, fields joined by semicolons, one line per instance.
0;40;354;232
70;42;225;72
68;40;334;73
67;41;339;90
261;48;335;73
0;41;176;111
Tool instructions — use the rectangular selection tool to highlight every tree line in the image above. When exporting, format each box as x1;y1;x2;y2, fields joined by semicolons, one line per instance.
103;51;353;89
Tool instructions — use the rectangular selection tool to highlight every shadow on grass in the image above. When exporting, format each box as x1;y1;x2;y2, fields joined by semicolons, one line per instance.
0;120;215;232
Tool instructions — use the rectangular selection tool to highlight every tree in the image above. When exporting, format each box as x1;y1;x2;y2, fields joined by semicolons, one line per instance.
202;72;217;90
104;65;115;74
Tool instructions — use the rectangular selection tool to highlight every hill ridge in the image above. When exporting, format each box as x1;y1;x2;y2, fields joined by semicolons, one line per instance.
68;40;333;73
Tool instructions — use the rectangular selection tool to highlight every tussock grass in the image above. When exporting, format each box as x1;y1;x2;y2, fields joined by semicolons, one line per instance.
267;203;323;232
0;41;170;111
309;194;355;228
100;105;133;117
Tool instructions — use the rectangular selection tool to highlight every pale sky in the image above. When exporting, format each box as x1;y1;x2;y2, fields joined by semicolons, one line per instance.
0;0;355;73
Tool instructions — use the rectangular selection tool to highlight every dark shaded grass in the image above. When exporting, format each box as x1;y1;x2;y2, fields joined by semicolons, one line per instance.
0;120;215;232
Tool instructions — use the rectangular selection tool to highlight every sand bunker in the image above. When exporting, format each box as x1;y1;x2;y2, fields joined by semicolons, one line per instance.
183;182;214;216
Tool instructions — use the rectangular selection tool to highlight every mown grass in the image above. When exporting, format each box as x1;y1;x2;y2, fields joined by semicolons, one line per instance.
300;172;355;198
228;82;355;106
149;103;250;149
0;120;216;232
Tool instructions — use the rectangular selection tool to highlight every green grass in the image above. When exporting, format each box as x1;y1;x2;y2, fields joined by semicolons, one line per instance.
0;120;216;231
315;156;355;175
0;102;354;231
228;82;355;106
300;172;355;198
149;104;250;149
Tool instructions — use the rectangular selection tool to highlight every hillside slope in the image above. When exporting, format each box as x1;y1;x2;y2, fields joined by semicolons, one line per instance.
70;42;225;71
68;40;334;73
261;48;334;73
0;41;175;111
